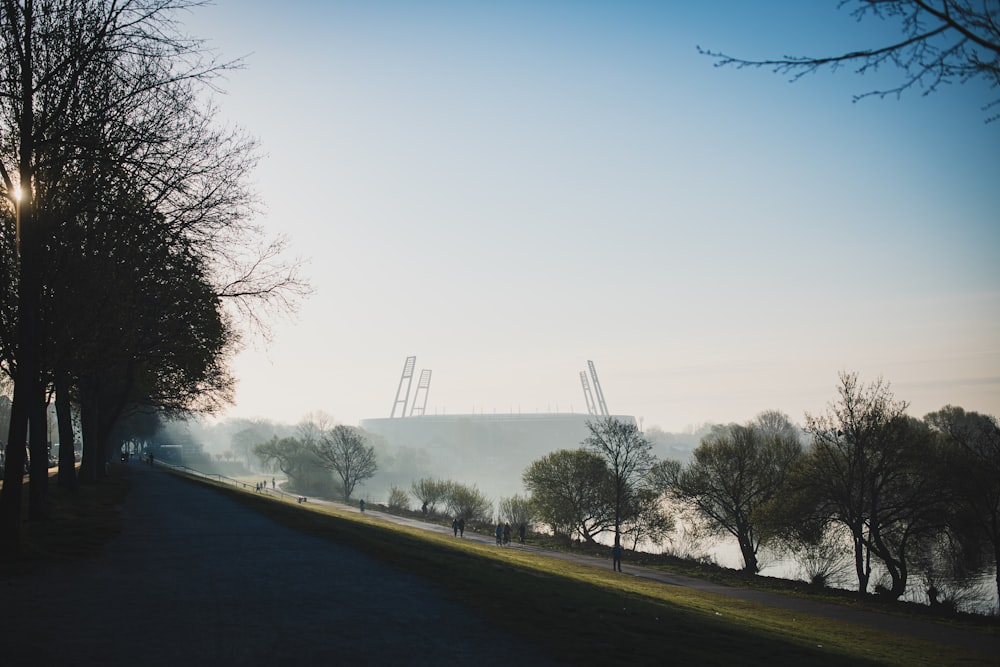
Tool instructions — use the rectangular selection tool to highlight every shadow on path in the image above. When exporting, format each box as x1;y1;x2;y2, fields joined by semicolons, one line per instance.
0;465;562;667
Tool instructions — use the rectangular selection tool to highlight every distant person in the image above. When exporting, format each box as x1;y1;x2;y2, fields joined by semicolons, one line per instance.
272;477;276;489
421;502;428;515
149;452;154;466
452;519;459;537
458;517;465;538
518;523;525;544
503;522;511;546
359;499;365;513
495;523;503;546
612;542;623;572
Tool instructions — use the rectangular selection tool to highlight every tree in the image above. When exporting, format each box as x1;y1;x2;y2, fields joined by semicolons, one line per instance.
252;436;330;496
386;486;411;512
802;372;929;597
669;414;802;573
498;494;534;533
701;1;1000;121
314;425;378;503
0;1;307;548
232;420;278;469
620;486;674;552
925;406;1000;613
583;418;656;549
410;477;450;515
444;482;492;523
523;448;614;543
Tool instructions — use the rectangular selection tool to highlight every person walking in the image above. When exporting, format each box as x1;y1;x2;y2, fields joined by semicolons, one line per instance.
611;541;623;572
452;519;459;537
495;523;503;546
502;522;511;546
458;517;465;538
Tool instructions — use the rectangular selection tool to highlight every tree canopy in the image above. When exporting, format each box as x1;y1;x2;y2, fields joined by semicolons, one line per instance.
670;413;802;574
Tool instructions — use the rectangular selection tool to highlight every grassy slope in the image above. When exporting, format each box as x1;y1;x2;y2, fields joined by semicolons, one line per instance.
194;476;995;667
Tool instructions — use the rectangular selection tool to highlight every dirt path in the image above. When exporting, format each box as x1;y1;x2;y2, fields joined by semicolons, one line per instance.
0;465;562;666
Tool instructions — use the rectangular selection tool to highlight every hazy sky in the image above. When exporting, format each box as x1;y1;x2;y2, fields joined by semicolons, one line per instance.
185;1;999;432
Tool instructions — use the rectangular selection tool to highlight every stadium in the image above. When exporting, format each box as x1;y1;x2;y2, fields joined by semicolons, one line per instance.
359;357;637;500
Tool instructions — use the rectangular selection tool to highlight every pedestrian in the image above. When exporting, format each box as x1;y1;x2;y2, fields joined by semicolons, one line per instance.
458;517;465;538
452;518;459;537
612;542;623;572
360;499;366;512
518;523;525;544
272;477;276;489
503;522;511;546
495;523;503;546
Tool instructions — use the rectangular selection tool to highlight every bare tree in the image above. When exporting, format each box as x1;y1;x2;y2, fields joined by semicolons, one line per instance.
583;418;656;550
801;372;943;598
0;1;307;545
314;425;378;503
701;1;1000;121
410;477;451;515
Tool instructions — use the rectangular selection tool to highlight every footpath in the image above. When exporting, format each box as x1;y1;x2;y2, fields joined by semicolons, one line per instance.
0;464;562;667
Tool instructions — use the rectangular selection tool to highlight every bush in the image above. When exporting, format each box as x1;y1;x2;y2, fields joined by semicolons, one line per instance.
445;482;492;523
411;477;451;515
387;485;411;512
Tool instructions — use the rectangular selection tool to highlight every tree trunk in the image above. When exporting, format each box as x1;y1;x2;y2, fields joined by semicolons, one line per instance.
994;541;1000;616
28;385;49;520
0;390;29;554
737;529;759;574
852;531;870;594
55;372;77;490
78;384;99;484
0;0;40;550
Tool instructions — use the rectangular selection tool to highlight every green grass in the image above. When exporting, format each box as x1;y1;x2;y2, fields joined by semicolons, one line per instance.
180;473;995;666
4;466;996;666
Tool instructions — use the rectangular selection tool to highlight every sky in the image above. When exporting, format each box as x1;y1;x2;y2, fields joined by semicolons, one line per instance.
183;1;999;432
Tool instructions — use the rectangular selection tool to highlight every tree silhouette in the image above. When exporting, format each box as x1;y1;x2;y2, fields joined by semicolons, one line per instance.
701;1;1000;121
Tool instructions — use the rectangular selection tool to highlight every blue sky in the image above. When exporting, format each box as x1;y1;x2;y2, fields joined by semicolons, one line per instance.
186;1;999;431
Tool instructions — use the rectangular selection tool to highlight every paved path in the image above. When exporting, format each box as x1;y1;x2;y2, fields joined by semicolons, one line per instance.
0;465;562;667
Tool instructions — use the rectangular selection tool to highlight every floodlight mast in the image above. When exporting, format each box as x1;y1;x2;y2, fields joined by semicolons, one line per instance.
391;356;416;418
410;369;433;416
580;371;598;416
588;360;610;418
